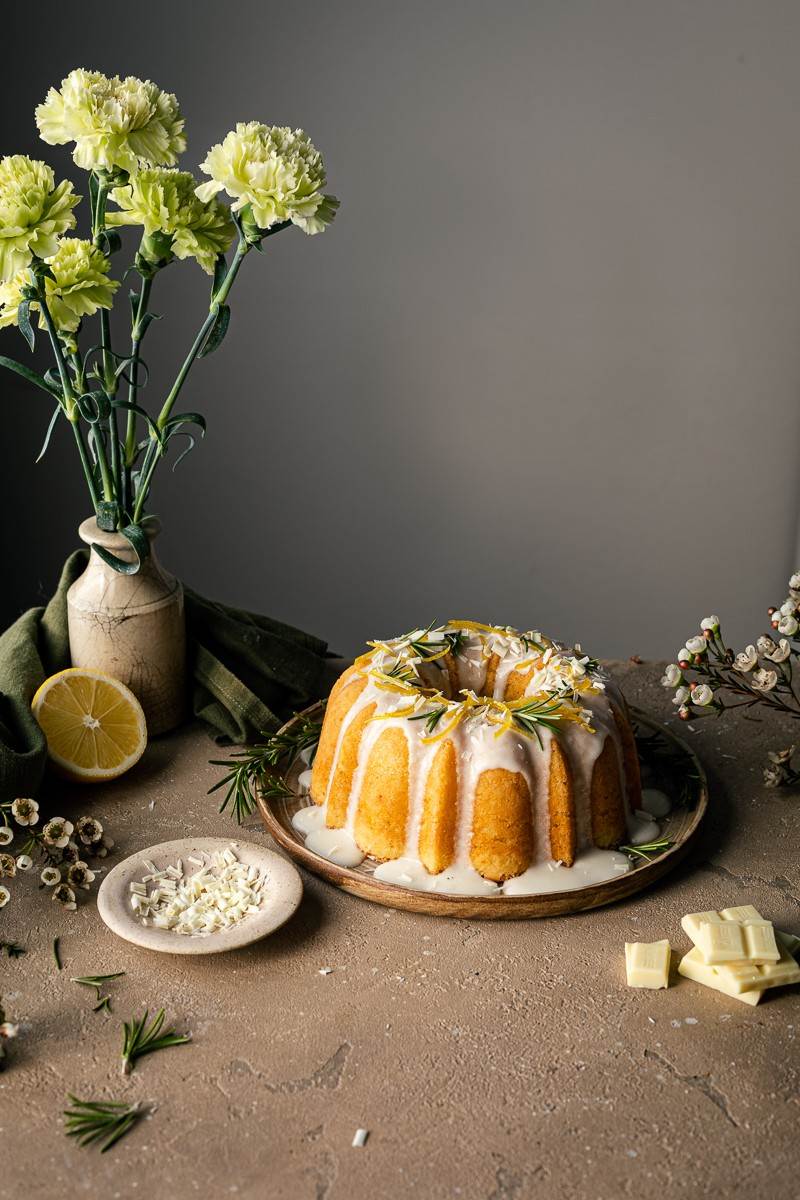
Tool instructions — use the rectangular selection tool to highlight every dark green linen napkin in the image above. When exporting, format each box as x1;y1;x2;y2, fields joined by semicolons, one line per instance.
0;550;333;802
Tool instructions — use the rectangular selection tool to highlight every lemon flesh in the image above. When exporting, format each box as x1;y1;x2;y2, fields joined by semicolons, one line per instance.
32;667;147;782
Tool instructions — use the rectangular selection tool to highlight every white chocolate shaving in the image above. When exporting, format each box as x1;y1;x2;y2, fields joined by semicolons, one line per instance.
128;845;266;936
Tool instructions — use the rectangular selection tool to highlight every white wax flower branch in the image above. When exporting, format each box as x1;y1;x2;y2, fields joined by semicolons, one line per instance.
661;569;800;787
0;69;339;574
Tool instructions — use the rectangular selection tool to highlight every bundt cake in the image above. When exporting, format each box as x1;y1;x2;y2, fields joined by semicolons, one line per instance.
302;621;644;892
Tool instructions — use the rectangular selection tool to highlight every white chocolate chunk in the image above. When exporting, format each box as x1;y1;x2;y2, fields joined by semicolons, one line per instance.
680;943;800;996
625;940;671;989
681;910;724;942
696;920;747;964
678;947;762;1006
684;906;780;965
719;905;762;923
742;920;780;964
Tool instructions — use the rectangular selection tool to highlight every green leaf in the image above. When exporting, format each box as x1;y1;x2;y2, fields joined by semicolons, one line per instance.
96;501;118;532
168;432;196;472
199;304;230;357
44;367;63;395
17;300;35;351
112;400;162;444
97;229;122;256
212;252;228;300
0;355;61;399
35;404;63;463
78;390;112;423
91;523;151;575
163;411;206;436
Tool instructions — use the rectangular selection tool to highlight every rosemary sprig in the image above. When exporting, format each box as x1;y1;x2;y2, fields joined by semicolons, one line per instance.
1;941;25;958
407;623;466;662
53;936;62;970
209;710;324;823
619;838;674;862
510;696;569;747
64;1095;144;1152
72;973;125;1011
408;706;449;734
121;1008;191;1075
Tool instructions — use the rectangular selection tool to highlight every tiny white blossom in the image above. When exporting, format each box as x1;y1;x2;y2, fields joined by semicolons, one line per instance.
0;885;9;908
40;866;61;886
673;686;690;706
765;638;792;663
734;645;758;672
52;883;77;911
700;615;720;631
685;635;707;655
789;571;800;591
661;664;682;688
757;635;777;656
75;816;103;845
677;647;692;663
11;797;38;826
778;614;799;638
0;827;12;846
752;668;778;692
692;684;714;706
14;854;32;871
66;861;95;890
42;818;73;848
780;598;797;617
0;1022;18;1039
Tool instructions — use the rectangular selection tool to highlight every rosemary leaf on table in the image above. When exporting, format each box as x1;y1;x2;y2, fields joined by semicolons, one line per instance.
72;972;125;1011
53;937;62;970
121;1008;191;1075
64;1095;144;1152
1;942;25;958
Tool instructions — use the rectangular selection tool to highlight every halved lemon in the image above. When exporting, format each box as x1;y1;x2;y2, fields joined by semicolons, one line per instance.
32;667;147;782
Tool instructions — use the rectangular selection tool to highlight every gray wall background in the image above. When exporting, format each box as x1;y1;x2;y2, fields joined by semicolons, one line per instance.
3;0;800;660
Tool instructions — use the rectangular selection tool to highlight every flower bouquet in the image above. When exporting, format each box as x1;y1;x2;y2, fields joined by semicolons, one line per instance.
0;68;338;729
1;67;338;571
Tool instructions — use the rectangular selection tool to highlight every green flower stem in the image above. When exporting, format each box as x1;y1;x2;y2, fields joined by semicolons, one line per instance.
155;238;249;432
131;240;250;525
37;286;99;511
91;176;124;516
124;273;154;470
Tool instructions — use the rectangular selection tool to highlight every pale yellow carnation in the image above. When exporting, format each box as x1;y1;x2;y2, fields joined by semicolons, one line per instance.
0;237;119;334
107;168;234;273
196;122;338;234
0;156;79;281
36;68;186;174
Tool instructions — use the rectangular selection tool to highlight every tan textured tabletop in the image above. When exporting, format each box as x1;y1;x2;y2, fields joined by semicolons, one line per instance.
3;662;800;1199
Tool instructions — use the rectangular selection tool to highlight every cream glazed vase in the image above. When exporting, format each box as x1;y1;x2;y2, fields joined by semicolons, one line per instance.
67;517;187;735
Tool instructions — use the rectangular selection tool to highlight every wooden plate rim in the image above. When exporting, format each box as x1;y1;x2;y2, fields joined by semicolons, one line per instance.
256;703;708;919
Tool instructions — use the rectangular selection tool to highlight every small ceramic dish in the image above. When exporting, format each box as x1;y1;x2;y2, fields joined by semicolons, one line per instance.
97;837;303;955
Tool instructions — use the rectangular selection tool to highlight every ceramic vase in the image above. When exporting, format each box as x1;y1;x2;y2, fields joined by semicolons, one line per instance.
67;517;187;735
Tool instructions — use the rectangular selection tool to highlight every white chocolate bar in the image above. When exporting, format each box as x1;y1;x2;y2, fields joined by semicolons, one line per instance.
696;919;780;966
625;940;671;989
680;942;800;996
678;947;762;1006
683;906;780;965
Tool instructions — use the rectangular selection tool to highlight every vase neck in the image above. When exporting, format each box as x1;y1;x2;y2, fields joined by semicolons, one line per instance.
77;516;161;566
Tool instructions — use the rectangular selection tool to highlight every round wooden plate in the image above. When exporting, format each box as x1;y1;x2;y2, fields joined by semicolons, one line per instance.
256;703;707;919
